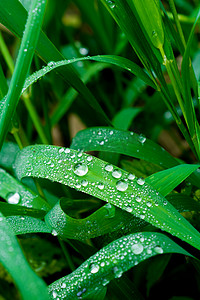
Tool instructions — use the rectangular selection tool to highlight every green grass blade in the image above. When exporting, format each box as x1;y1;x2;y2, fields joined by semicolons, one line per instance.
7;215;51;235
0;202;46;218
0;0;111;126
0;0;47;149
146;164;200;196
0;168;50;211
71;127;178;169
0;142;19;171
48;232;191;300
14;145;200;250
0;211;49;300
112;108;142;130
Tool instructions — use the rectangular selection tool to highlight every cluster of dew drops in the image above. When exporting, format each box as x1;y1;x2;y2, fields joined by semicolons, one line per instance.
49;233;164;300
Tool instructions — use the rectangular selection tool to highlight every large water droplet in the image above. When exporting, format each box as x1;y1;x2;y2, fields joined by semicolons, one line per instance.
73;163;88;176
105;164;113;172
97;183;104;190
137;178;145;185
7;192;21;204
105;203;115;218
51;229;58;236
128;173;135;180
113;266;123;278
131;243;144;254
154;246;163;254
116;180;128;191
89;263;100;274
112;169;122;179
138;134;146;144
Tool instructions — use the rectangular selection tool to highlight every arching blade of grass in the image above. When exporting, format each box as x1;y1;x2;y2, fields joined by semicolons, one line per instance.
45;199;146;241
71;127;200;187
48;232;192;300
14;145;200;250
71;127;178;168
7;216;51;235
0;212;49;300
0;168;50;211
0;0;47;149
0;0;111;126
146;164;200;197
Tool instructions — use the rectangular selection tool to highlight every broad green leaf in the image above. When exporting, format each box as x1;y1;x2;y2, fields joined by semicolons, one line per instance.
0;212;49;300
14;145;200;250
0;168;50;211
0;0;47;149
48;232;191;300
0;0;111;126
7;216;51;235
71;127;200;187
146;164;200;196
71;127;178;168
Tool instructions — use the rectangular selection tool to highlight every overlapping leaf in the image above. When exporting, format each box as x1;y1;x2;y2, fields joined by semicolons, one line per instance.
14;145;200;250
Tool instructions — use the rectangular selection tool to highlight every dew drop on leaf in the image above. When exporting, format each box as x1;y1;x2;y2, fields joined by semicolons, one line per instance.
113;266;123;278
154;246;164;254
128;173;135;180
73;163;88;176
51;229;58;236
7;192;21;204
131;243;144;254
116;180;128;191
105;164;113;172
112;169;122;179
89;263;100;274
137;178;145;185
97;183;104;190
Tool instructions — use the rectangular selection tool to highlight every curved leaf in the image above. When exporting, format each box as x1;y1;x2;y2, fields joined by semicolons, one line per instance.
0;202;46;219
0;212;49;300
14;145;200;250
48;232;191;300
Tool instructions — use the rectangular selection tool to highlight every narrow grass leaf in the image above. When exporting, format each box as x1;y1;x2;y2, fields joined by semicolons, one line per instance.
71;127;178;168
14;145;200;250
7;216;51;235
48;232;191;300
166;194;200;213
0;168;50;211
146;164;200;196
0;0;111;126
0;0;47;149
113;107;142;130
0;142;19;171
0;202;46;218
0;212;49;300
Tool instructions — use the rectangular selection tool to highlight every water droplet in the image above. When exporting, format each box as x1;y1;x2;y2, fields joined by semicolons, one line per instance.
110;130;114;135
97;183;104;190
116;180;128;191
136;196;142;203
107;0;116;9
113;266;123;278
137;178;145;185
102;278;109;286
126;206;133;213
154;246;163;254
89;263;100;274
128;173;135;180
73;163;88;176
152;30;158;38
81;180;88;187
7;192;21;204
105;164;113;172
105;203;115;218
138;134;146;144
77;288;87;297
64;148;70;154
99;140;104;145
79;47;89;55
131;243;144;254
146;201;152;207
61;283;66;288
87;155;93;162
48;61;55;67
51;229;58;236
112;169;122;179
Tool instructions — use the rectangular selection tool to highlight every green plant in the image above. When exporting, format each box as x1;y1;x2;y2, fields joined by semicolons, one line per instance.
0;0;200;299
